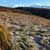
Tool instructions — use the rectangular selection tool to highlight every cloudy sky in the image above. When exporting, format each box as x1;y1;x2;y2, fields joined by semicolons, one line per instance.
0;0;50;7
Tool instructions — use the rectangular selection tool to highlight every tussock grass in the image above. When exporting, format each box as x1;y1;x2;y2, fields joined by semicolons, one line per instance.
0;25;12;50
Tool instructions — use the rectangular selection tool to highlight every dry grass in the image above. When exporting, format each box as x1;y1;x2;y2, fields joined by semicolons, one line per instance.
0;11;50;50
0;11;50;26
0;24;12;50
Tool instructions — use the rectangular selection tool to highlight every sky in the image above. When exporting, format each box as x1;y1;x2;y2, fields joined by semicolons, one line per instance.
0;0;50;7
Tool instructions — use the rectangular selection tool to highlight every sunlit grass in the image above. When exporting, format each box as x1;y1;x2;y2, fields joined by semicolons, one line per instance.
0;25;12;50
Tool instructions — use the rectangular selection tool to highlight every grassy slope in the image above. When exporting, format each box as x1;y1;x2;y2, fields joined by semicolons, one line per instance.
0;11;50;26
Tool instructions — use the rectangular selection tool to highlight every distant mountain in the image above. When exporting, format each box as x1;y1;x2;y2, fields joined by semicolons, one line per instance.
15;7;50;19
31;4;50;9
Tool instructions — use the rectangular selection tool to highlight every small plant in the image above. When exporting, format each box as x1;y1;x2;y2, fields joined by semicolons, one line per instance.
35;32;40;35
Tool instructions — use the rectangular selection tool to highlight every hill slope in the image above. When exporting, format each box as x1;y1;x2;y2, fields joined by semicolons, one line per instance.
0;6;50;50
0;6;50;26
0;11;50;26
0;6;50;19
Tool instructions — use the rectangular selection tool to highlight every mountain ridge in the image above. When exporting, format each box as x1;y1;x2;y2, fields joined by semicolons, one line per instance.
0;6;50;19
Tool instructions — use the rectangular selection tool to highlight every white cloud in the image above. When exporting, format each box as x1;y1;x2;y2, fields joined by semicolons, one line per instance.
13;4;25;7
13;4;19;7
12;3;50;8
30;3;42;6
36;3;42;6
